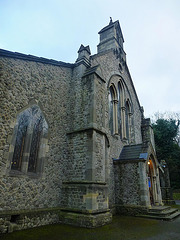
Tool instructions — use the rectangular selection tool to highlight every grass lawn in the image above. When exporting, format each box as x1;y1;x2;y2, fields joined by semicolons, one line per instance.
171;204;180;210
173;192;180;200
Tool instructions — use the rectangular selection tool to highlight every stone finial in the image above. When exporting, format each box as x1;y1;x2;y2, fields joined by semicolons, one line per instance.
78;44;91;55
76;44;91;68
109;17;113;25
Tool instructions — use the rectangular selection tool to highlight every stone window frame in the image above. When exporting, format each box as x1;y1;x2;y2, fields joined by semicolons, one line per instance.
7;102;49;178
125;98;132;142
108;75;133;141
118;80;125;138
109;83;118;135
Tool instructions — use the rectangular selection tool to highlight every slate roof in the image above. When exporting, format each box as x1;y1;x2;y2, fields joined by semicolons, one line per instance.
117;144;148;161
0;49;74;68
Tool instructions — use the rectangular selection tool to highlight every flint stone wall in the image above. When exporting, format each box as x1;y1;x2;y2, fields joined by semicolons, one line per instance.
0;209;60;234
114;162;141;205
0;56;72;211
0;37;145;232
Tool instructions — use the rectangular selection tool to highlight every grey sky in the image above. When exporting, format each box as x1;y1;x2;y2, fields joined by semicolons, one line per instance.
1;0;180;117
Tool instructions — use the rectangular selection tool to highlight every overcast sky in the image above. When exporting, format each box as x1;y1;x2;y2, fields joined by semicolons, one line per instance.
0;0;180;118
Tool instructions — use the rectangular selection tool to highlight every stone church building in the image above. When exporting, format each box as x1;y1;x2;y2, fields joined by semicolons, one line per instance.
0;19;163;233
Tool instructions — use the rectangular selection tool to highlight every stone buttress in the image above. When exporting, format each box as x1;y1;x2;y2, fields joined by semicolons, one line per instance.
60;45;112;227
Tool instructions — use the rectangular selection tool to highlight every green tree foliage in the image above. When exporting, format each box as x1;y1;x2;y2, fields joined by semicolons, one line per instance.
152;117;180;189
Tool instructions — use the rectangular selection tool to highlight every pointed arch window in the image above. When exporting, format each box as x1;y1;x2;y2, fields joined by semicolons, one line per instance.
11;114;29;171
28;115;43;173
118;80;126;139
117;81;124;136
109;84;118;134
125;99;132;142
10;105;48;176
108;77;134;140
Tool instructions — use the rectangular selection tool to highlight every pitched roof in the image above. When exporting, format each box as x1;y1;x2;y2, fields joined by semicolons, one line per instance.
0;49;74;68
115;144;148;162
119;144;143;160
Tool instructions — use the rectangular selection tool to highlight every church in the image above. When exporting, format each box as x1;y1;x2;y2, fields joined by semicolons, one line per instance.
0;19;163;233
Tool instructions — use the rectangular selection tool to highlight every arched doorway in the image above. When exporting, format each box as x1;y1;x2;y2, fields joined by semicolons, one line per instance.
148;160;154;204
147;158;159;205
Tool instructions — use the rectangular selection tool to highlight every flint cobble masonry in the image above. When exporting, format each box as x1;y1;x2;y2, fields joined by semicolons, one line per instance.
0;19;163;233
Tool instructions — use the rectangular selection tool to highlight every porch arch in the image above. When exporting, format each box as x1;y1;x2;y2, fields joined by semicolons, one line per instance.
147;154;161;206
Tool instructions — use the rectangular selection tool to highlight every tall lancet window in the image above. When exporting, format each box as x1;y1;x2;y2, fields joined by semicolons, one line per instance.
118;82;123;136
118;80;126;139
125;100;131;141
109;84;118;134
11;113;29;171
28;114;43;173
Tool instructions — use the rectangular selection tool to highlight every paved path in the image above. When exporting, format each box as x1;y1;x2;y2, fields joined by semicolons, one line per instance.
145;216;180;240
175;200;180;205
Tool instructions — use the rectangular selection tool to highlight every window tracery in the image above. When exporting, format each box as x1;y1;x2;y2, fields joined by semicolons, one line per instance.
11;114;29;171
10;105;48;176
108;76;133;142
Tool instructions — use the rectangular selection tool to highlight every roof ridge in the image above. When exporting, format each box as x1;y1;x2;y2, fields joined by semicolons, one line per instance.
0;49;74;68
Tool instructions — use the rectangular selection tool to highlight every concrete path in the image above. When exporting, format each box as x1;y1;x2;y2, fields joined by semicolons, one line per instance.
145;215;180;240
175;200;180;205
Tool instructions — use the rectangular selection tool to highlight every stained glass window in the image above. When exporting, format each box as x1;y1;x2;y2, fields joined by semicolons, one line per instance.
11;114;29;170
118;83;122;136
28;116;43;173
109;87;114;134
10;105;47;174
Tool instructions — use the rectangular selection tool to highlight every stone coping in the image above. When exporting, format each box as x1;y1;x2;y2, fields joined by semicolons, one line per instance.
0;49;74;68
0;207;110;217
60;207;110;215
0;207;61;217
